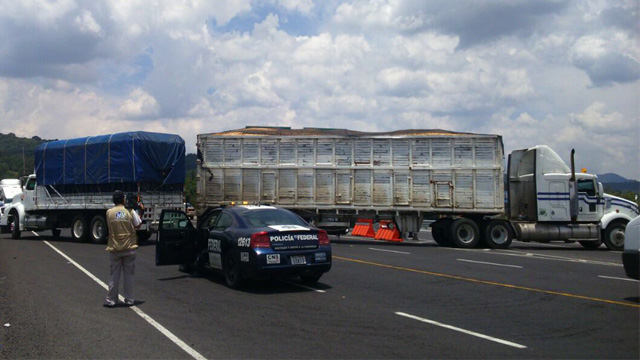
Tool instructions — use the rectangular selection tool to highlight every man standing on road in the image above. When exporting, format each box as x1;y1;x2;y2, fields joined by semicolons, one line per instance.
104;190;142;308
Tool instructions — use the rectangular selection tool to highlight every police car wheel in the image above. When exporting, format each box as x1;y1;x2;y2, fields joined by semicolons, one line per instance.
300;273;322;285
223;250;245;289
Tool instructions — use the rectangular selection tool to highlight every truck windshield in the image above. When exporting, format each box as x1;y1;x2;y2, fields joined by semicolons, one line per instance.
577;179;596;196
539;147;570;174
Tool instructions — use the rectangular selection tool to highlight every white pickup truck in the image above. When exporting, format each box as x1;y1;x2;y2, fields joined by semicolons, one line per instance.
0;179;22;204
600;193;639;250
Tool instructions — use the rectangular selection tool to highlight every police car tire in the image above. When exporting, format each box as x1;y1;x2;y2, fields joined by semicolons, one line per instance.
223;250;245;289
300;273;322;285
137;230;152;244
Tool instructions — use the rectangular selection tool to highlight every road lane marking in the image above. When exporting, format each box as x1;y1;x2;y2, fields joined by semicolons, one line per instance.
457;259;522;269
451;248;621;267
396;312;527;349
278;279;326;293
333;256;640;308
369;248;411;255
37;235;207;360
598;275;639;282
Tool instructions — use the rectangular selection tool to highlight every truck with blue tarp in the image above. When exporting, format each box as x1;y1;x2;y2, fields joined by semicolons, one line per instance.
0;131;186;243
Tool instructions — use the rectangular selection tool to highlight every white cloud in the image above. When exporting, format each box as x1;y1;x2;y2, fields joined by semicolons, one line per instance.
118;88;160;119
0;0;637;180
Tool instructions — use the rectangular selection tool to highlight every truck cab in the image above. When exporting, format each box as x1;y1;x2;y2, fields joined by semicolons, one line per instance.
508;146;603;247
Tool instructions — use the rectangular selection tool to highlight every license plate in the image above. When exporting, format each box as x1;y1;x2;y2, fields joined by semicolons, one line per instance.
290;255;306;265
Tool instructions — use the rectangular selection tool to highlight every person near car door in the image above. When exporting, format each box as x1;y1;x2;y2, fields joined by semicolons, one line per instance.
104;190;142;308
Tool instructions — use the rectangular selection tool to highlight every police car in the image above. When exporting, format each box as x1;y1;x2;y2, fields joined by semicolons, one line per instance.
155;205;332;289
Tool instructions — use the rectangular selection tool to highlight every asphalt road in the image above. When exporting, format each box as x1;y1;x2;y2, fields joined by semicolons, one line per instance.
1;229;638;359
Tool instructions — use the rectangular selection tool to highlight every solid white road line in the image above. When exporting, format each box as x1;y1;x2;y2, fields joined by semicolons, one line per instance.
457;258;523;269
37;234;207;360
368;247;411;255
598;275;639;282
278;279;326;293
395;312;527;349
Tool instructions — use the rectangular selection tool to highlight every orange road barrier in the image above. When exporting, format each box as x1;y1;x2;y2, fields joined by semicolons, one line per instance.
351;218;376;238
374;220;403;242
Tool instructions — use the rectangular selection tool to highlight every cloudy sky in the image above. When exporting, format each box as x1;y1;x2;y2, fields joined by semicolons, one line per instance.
0;0;638;179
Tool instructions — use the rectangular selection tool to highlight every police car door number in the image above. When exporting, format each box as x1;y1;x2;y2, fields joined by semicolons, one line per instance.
290;255;306;265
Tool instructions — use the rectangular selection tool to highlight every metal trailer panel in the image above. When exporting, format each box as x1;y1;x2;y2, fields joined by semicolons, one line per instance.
196;128;505;215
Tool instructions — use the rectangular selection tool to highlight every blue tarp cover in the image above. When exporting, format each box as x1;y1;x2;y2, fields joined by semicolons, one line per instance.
35;132;185;185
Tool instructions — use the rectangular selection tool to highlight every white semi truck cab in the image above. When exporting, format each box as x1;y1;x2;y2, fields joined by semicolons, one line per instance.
506;146;603;247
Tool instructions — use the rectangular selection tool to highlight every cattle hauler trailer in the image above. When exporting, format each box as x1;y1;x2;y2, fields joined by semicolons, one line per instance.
195;127;605;249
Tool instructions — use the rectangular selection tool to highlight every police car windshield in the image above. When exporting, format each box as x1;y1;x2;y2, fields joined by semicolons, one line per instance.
242;209;308;228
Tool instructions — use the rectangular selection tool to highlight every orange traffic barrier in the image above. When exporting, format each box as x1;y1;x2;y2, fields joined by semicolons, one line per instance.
351;218;375;238
374;220;403;242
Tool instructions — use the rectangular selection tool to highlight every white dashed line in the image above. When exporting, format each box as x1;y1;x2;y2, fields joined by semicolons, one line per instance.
457;258;523;269
37;233;207;360
368;247;411;255
396;311;527;349
598;275;639;282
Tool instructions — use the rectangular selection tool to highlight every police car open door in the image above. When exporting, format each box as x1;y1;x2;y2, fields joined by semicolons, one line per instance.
156;209;196;266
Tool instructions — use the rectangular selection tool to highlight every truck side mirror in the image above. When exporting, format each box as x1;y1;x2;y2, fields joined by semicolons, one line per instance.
598;182;604;198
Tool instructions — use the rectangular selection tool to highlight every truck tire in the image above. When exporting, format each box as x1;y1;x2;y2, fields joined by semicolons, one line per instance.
579;240;602;250
431;219;452;247
449;218;480;248
484;220;513;249
10;212;21;239
223;250;245;289
602;221;626;251
90;215;108;244
71;214;89;242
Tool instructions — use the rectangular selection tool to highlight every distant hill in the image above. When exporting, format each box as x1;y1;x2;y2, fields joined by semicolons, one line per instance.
0;133;52;179
597;173;631;183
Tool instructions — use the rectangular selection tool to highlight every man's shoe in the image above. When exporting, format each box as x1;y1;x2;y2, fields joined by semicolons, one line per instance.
124;300;135;306
103;303;116;308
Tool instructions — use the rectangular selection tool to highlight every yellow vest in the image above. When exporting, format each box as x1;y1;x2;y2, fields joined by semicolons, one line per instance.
106;205;139;252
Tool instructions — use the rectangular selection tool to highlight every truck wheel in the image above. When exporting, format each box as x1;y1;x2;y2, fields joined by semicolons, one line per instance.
10;213;21;239
71;214;89;242
431;219;452;247
223;250;245;289
90;215;108;244
579;240;602;250
449;218;480;248
602;221;626;251
484;220;513;249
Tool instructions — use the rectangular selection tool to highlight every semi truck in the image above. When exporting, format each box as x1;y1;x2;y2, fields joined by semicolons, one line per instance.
0;131;185;243
193;126;632;250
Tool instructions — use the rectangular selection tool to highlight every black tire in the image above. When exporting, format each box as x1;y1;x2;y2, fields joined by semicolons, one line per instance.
602;221;626;251
579;240;602;250
10;212;21;239
89;215;108;244
300;273;323;285
223;250;245;289
449;218;480;248
71;214;89;242
51;229;61;239
484;220;514;249
178;263;194;273
431;219;452;247
137;230;153;244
